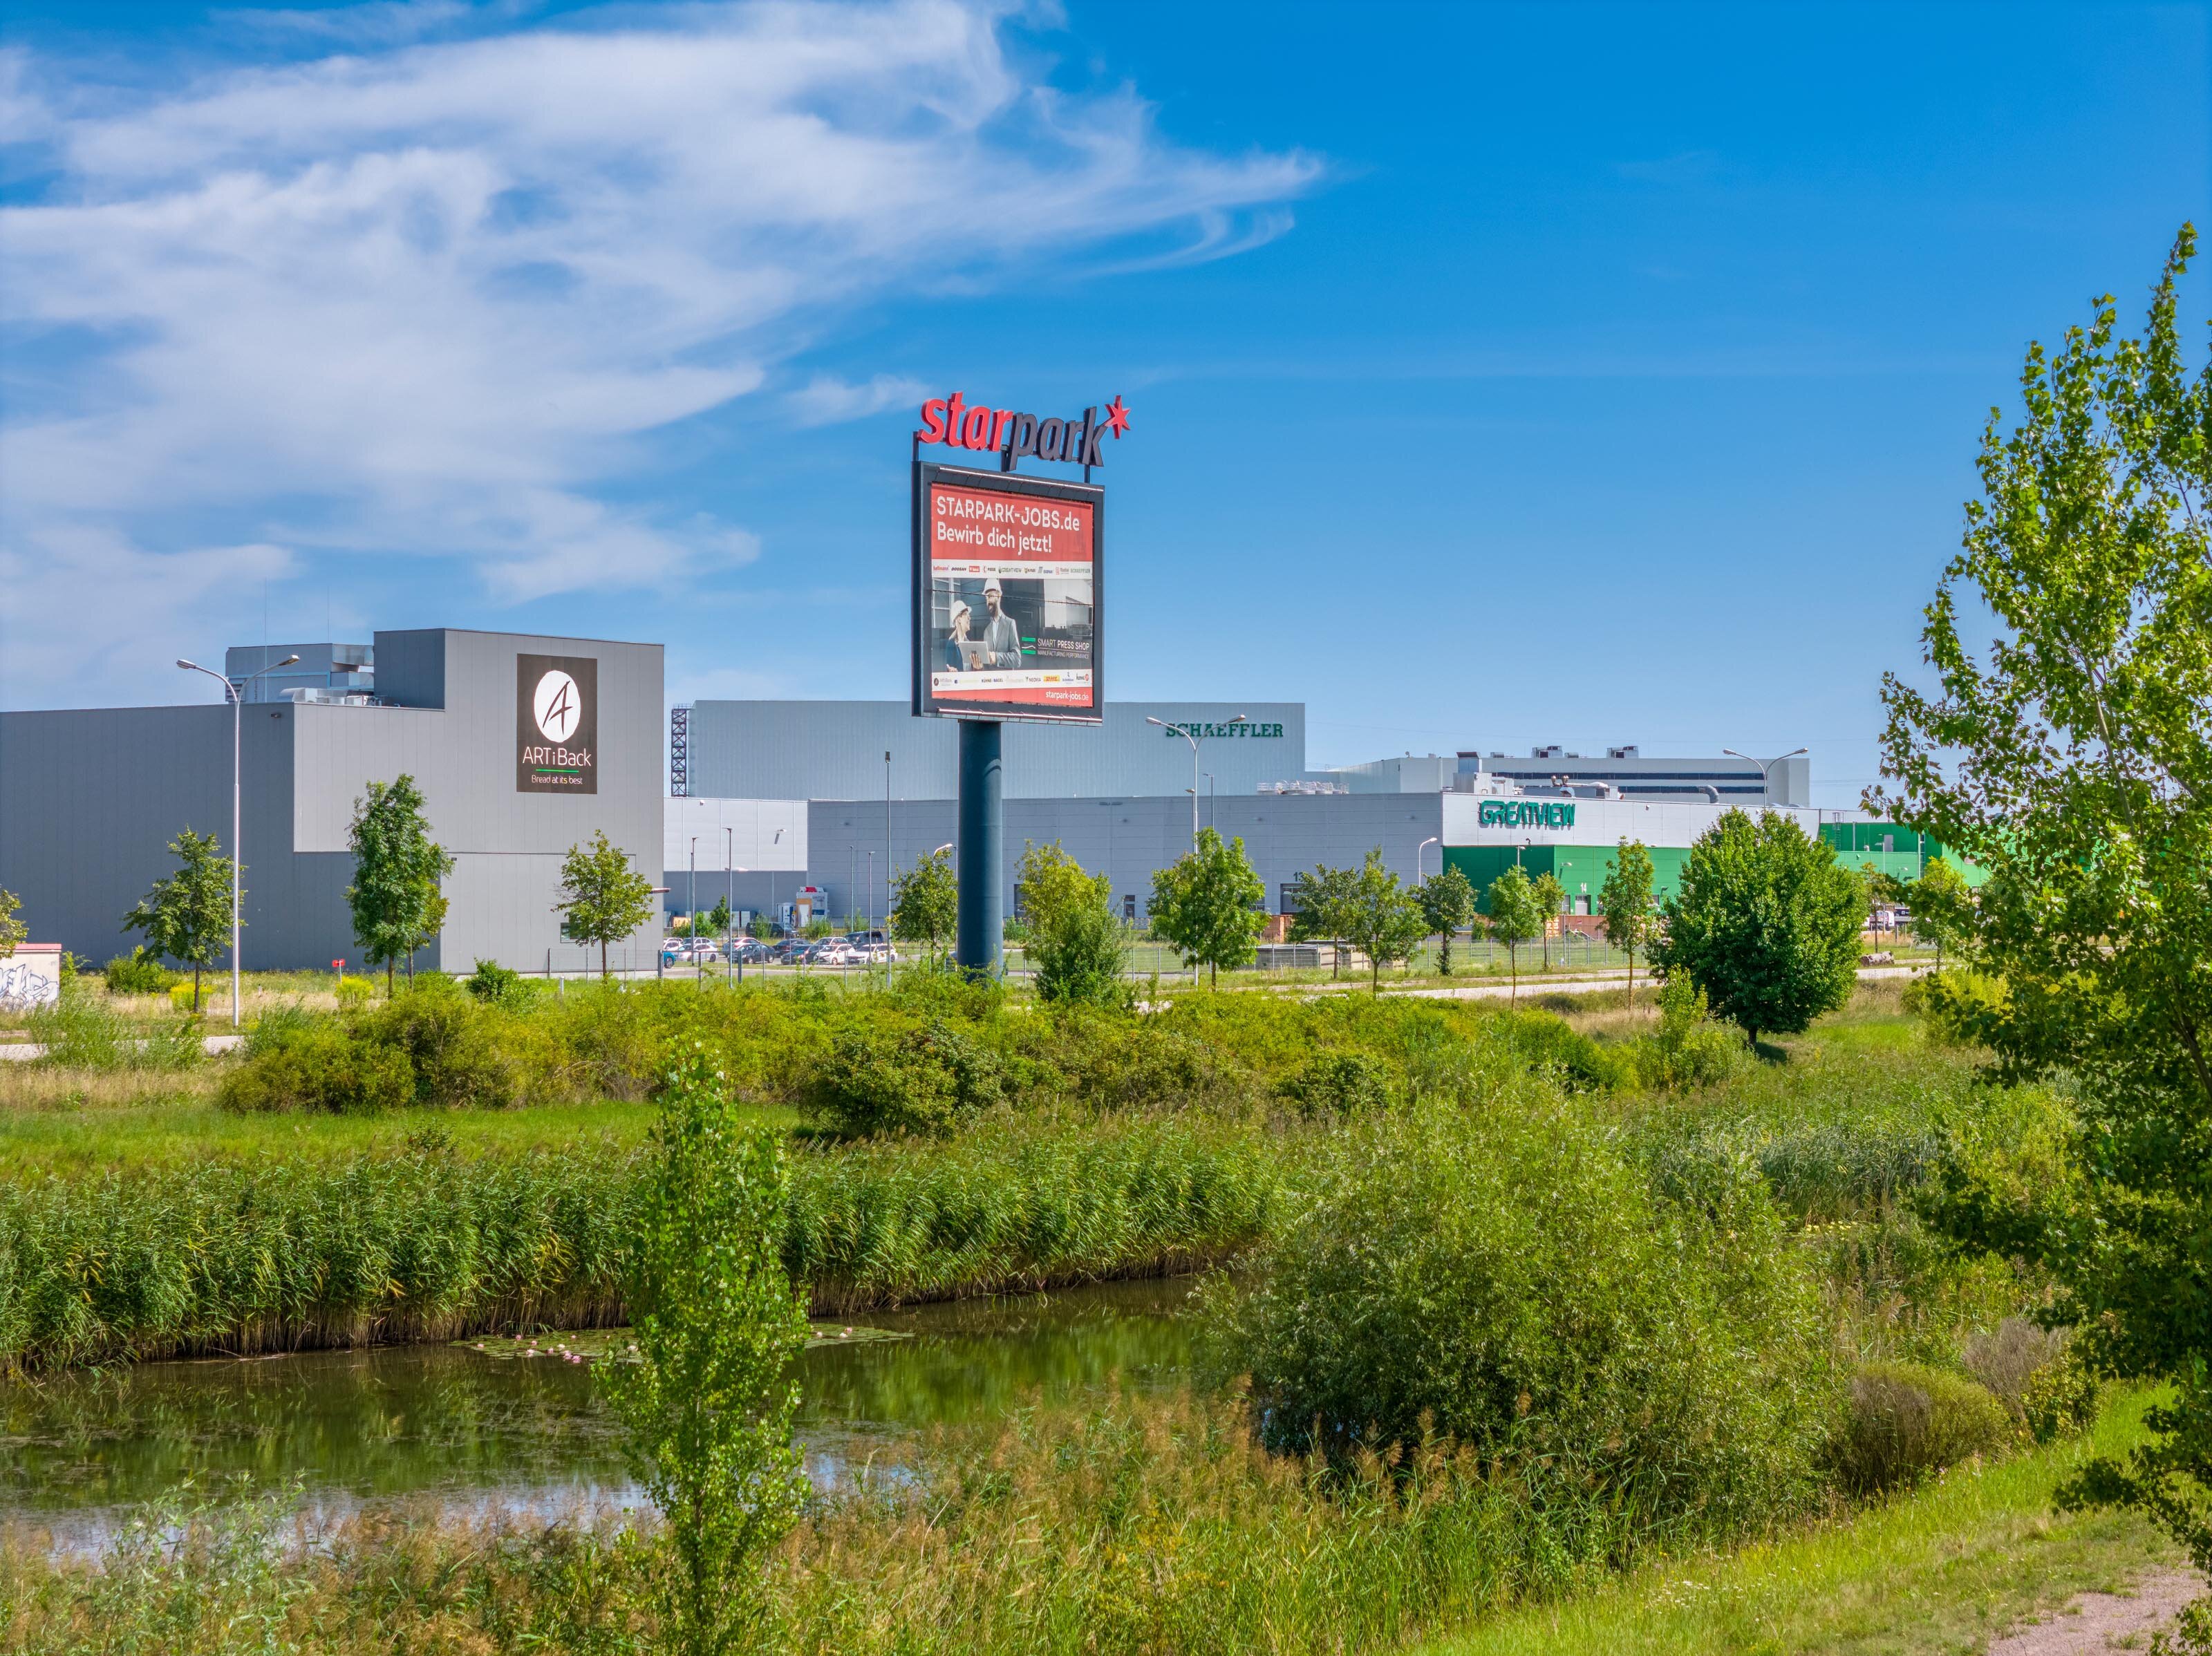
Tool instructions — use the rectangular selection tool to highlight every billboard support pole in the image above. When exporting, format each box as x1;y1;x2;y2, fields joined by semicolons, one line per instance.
956;719;1004;979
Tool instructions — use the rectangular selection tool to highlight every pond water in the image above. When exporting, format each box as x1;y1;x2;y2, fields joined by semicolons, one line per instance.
0;1277;1203;1555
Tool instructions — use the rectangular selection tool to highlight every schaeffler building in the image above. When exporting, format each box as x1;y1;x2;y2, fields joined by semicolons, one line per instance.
0;630;664;973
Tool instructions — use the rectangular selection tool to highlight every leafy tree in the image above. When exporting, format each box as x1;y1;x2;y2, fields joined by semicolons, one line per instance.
0;888;23;959
1905;854;1972;970
1651;809;1862;1045
1531;871;1566;971
1872;226;2212;1577
598;1044;809;1656
702;896;733;943
1149;827;1266;988
1599;838;1658;1010
1016;842;1127;1004
1414;865;1477;977
1340;849;1427;994
1484;864;1546;1004
120;829;235;1013
557;830;655;980
891;849;958;963
346;776;453;996
1285;863;1358;979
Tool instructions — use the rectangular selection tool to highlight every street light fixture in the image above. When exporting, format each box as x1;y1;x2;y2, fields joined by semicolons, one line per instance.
1147;714;1245;850
1417;836;1440;882
1722;748;1809;807
176;652;299;1028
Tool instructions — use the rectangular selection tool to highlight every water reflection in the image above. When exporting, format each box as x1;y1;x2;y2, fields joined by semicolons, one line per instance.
0;1276;1202;1550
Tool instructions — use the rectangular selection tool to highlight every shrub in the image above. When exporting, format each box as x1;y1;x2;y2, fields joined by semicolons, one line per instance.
802;1020;1005;1137
216;1015;413;1114
1640;974;1753;1090
166;982;202;1015
334;976;374;1010
1902;967;2009;1048
1274;1052;1390;1118
465;959;529;1004
2020;1340;2099;1442
358;990;522;1110
1962;1316;2069;1419
1834;1360;2012;1493
102;948;175;995
1216;1096;1837;1543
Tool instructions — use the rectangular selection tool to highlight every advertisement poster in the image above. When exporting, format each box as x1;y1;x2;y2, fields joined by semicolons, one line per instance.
912;467;1103;723
516;653;599;793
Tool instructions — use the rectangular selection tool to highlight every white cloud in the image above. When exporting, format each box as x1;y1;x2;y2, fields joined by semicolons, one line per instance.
213;1;485;46
0;0;1317;704
785;373;930;426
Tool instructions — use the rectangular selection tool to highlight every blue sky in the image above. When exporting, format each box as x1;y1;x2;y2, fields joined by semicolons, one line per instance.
2;1;2206;805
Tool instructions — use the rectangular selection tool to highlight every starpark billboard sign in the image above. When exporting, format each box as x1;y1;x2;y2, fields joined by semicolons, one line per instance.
909;391;1125;726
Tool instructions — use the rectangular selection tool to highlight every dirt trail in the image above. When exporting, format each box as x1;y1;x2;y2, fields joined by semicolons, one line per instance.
1987;1566;2204;1654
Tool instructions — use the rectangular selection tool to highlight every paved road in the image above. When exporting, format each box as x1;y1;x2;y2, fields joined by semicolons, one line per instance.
0;1031;243;1063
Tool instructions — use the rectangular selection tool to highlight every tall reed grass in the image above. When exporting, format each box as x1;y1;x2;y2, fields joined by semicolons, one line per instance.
0;1111;1290;1371
0;1393;1619;1656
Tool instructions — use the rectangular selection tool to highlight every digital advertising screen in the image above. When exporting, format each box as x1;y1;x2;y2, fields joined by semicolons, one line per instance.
911;463;1104;724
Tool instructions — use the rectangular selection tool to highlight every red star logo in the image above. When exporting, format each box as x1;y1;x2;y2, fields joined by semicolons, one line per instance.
1103;395;1131;439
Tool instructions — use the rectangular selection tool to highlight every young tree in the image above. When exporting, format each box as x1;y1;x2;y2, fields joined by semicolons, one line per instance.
1599;838;1658;1010
598;1044;810;1656
346;775;453;995
890;849;958;964
558;830;656;981
0;888;25;959
120;829;235;1013
1149;827;1266;988
1651;809;1862;1046
1414;865;1477;977
1905;854;1972;970
1530;871;1566;971
1340;849;1428;995
1015;842;1127;1004
1873;227;2212;1579
702;895;733;942
1484;864;1546;1004
1285;863;1358;979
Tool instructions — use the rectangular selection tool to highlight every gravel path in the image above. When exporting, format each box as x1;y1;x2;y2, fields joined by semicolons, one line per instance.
1987;1565;2205;1655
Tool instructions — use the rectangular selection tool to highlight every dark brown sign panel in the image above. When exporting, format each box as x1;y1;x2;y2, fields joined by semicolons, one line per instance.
516;654;598;793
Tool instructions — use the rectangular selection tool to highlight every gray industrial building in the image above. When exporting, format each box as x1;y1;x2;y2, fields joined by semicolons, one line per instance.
0;629;664;973
675;699;1308;802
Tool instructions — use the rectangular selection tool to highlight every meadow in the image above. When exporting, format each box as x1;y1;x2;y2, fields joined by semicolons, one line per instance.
0;968;2157;1653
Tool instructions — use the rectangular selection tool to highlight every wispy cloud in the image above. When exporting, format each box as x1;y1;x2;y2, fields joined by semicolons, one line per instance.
212;0;488;46
785;373;930;427
0;0;1318;703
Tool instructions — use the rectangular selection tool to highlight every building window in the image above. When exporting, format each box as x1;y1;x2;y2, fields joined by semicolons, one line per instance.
1123;895;1136;921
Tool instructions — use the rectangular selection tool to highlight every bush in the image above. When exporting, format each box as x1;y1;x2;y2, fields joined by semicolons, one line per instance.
358;990;522;1110
167;982;202;1015
216;1014;413;1114
1835;1360;2012;1492
26;997;200;1072
2020;1340;2099;1442
1275;1051;1390;1118
1640;974;1753;1090
1902;968;2008;1048
334;976;374;1010
1962;1316;2069;1420
1216;1096;1837;1543
102;948;175;995
803;1019;1006;1137
464;959;531;1005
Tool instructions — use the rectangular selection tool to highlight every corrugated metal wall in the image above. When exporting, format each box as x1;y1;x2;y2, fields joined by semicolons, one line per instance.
684;700;1307;802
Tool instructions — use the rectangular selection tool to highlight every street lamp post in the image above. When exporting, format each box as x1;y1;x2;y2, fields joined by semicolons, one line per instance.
1721;748;1810;808
688;836;697;976
1417;836;1440;882
724;827;734;984
1147;715;1246;851
176;652;299;1028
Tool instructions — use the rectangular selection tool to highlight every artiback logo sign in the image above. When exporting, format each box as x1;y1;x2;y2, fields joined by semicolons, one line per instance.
516;655;598;794
917;392;1130;469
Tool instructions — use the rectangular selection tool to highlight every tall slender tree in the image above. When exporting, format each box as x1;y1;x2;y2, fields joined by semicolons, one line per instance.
1414;865;1477;977
1149;827;1266;988
558;830;656;981
1339;849;1427;994
346;775;453;995
1599;838;1658;1010
1531;871;1566;971
1485;864;1546;1004
1873;227;2212;1589
121;829;234;1012
1285;863;1358;979
891;849;958;965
